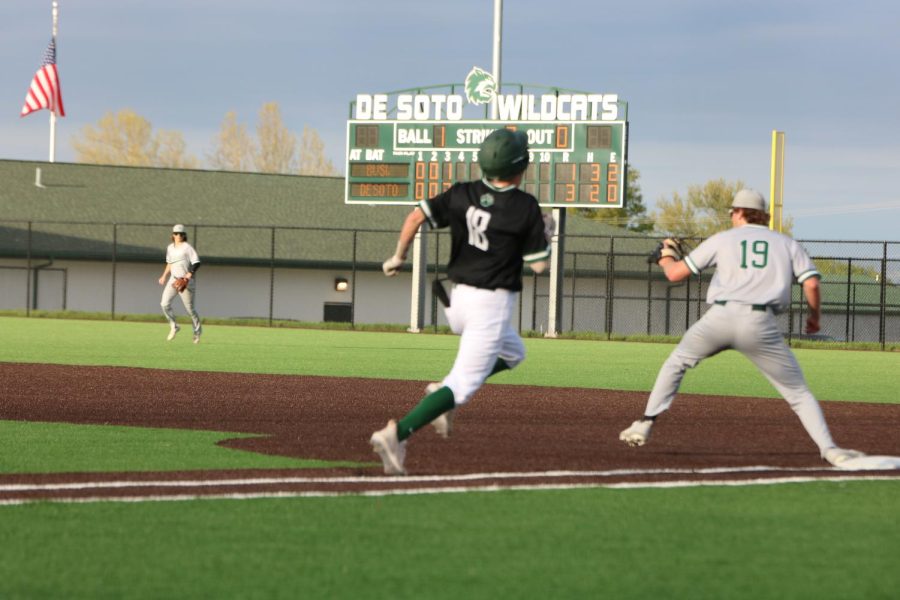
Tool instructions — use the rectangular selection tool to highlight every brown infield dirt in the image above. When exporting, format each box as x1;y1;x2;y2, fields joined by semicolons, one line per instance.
1;362;898;502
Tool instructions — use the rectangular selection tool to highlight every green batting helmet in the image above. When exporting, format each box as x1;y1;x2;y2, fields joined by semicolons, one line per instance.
478;128;529;179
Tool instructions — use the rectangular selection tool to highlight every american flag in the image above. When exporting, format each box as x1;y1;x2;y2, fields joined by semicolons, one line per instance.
21;38;65;117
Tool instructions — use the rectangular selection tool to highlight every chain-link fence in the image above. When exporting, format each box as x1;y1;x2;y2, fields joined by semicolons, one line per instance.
2;220;898;347
521;236;900;347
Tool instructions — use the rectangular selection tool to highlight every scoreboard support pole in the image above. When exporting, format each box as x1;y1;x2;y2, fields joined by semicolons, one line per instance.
408;224;428;333
546;209;566;338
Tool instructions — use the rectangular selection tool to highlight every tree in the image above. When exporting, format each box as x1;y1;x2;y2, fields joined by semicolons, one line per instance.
575;165;652;232
71;109;198;168
653;179;796;239
207;103;336;176
652;178;746;238
253;102;296;174
298;126;337;176
155;131;199;169
207;111;255;172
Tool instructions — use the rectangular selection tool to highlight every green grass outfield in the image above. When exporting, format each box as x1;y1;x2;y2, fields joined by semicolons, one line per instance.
1;316;898;599
2;316;898;402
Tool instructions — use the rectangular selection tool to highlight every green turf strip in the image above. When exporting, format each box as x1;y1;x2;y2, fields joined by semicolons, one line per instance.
2;316;899;403
0;420;370;473
0;483;897;599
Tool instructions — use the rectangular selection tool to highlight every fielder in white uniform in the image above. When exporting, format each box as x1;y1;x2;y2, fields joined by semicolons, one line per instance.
370;128;552;475
158;224;202;343
620;189;864;467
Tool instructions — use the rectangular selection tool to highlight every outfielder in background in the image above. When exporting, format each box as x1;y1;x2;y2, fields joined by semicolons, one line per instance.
620;189;865;466
370;128;552;475
158;224;203;344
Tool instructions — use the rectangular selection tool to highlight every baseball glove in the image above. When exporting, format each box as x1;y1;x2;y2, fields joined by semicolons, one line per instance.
647;238;687;265
172;277;189;292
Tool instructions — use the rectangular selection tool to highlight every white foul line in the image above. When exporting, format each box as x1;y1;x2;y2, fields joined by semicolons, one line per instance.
0;466;897;506
0;465;840;492
0;474;898;506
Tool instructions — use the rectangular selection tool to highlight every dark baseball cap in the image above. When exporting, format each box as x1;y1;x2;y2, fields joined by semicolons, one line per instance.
478;128;529;179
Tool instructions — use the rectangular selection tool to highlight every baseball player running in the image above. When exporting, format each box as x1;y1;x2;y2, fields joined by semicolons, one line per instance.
370;128;552;475
619;189;864;467
158;224;203;343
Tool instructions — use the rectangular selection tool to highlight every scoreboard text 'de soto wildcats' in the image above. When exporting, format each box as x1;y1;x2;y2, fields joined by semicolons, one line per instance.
344;120;628;208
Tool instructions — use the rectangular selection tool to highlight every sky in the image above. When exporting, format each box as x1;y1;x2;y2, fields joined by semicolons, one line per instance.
1;0;899;241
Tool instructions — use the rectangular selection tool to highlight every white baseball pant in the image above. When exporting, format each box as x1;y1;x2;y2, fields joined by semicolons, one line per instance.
441;284;525;406
161;280;201;335
644;302;836;453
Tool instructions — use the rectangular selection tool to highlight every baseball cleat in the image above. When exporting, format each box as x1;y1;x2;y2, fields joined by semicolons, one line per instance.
431;410;455;438
823;447;866;467
166;325;180;341
370;419;407;475
193;333;201;344
619;419;653;447
425;382;455;438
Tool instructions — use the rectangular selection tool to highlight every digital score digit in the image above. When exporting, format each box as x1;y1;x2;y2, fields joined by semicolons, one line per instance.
345;119;627;207
554;163;576;203
585;125;612;149
354;125;380;148
579;162;602;204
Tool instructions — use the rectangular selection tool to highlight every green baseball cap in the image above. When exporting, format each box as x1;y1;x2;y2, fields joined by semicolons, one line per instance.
478;128;529;179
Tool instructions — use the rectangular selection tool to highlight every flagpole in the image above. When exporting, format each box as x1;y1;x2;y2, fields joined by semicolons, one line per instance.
48;1;59;163
491;0;501;120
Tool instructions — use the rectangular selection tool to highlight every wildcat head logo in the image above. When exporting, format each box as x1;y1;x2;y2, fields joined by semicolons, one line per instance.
465;66;497;105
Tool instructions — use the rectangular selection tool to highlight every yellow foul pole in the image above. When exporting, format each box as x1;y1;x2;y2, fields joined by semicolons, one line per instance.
769;130;785;231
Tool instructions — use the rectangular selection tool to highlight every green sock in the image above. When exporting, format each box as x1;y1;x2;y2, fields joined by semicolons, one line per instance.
490;357;511;376
395;359;512;440
397;386;455;440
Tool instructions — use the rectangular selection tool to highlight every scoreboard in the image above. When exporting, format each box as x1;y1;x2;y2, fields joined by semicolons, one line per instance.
345;120;627;208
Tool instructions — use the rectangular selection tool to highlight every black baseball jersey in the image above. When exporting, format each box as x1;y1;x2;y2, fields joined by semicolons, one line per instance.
419;180;550;291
